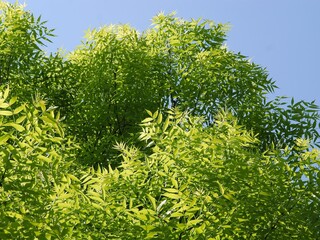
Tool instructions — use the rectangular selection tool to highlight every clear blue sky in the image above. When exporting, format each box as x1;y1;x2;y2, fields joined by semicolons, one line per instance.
7;0;320;103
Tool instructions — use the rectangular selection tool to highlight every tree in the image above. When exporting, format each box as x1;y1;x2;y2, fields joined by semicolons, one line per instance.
0;2;319;239
68;13;319;166
81;109;319;239
0;1;75;116
0;86;80;239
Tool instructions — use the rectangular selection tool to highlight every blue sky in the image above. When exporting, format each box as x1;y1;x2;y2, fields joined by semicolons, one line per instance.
7;0;320;103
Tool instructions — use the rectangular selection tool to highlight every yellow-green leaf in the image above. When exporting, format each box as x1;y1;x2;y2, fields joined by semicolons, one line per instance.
9;96;17;106
152;110;159;119
217;181;224;195
67;174;80;182
39;100;46;112
223;193;236;202
171;212;184;217
259;191;270;196
0;110;13;116
13;104;25;114
3;86;9;100
187;219;202;227
41;115;57;125
0;102;10;108
171;178;179;189
16;115;26;124
6;211;23;220
163;193;180;200
164;188;179;193
141;117;153;123
91;202;103;210
89;195;104;203
3;123;25;132
147;194;157;211
146;231;158;238
141;224;156;231
37;155;52;163
222;225;231;228
163;116;170;132
0;134;10;145
136;212;148;221
238;218;249;222
157;112;163;124
146;109;153;117
57;202;73;208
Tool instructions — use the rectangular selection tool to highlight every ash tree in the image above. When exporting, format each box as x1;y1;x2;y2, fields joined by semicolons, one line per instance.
68;13;319;166
0;2;319;239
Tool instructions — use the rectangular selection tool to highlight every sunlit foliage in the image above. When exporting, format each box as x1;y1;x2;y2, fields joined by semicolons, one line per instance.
0;2;319;239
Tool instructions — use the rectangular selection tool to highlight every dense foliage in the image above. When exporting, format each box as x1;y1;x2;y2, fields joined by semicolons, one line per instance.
0;2;319;239
67;12;319;166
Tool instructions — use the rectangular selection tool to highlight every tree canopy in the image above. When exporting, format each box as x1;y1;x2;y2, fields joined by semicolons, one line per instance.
0;2;319;239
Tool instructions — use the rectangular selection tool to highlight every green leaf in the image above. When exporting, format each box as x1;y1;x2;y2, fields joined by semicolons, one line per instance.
135;212;148;221
146;231;159;238
3;86;9;100
9;96;17;106
171;177;179;189
153;110;159;119
141;117;154;123
163;193;181;200
238;218;249;222
187;219;202;227
13;104;25;114
146;109;153;117
89;195;104;203
222;225;232;228
41;115;57;125
15;115;26;124
0;102;10;108
157;112;163;124
259;191;270;196
0;134;10;145
67;174;80;182
223;193;236;202
163;116;170;132
0;110;13;116
164;188;179;193
6;211;23;220
169;38;180;46
57;202;73;208
3;123;25;132
217;181;224;195
37;155;52;163
91;202;103;210
147;194;157;211
171;212;184;217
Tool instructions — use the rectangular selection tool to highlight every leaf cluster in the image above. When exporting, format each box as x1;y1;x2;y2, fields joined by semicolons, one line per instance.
0;2;319;239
